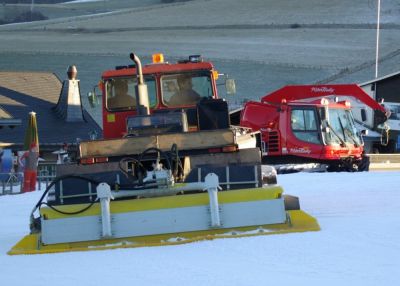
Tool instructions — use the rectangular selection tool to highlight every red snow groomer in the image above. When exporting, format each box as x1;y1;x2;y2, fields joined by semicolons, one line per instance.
8;54;320;255
240;84;384;172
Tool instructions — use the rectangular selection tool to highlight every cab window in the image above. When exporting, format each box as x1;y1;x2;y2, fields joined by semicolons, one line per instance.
105;76;157;111
161;73;213;107
291;108;321;144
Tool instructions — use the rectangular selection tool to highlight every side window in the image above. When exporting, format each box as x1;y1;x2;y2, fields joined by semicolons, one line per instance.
291;110;306;130
107;79;136;110
291;109;320;144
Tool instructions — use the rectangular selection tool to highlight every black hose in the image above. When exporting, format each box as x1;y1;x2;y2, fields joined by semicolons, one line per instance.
35;146;175;218
138;147;172;170
169;144;183;178
32;174;101;218
118;157;147;184
41;201;97;215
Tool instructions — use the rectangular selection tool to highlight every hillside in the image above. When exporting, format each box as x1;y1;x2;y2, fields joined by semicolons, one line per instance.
0;0;399;122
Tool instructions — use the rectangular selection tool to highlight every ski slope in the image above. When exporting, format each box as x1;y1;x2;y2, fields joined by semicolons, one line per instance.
1;171;399;286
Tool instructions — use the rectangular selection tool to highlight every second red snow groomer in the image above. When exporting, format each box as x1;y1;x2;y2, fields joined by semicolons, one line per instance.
240;85;374;171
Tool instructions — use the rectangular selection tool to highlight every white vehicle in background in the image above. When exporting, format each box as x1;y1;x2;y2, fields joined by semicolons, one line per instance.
358;71;400;153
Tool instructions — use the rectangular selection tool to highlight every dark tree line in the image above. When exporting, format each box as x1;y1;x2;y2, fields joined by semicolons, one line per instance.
0;10;48;25
2;1;69;3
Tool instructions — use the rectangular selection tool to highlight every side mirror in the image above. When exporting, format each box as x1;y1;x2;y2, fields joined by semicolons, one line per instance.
225;78;236;95
87;90;99;108
361;108;367;122
88;81;104;108
361;129;369;136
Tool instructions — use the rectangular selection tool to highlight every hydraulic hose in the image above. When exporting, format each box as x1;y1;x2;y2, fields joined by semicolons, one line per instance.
138;147;172;170
170;143;183;179
33;174;100;213
34;146;176;219
30;174;102;232
118;157;147;184
41;201;96;215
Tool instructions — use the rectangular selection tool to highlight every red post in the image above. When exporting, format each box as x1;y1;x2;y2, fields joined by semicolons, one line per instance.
22;112;39;193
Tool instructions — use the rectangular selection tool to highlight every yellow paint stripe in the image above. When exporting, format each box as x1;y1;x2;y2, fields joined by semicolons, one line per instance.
40;186;283;219
8;210;320;255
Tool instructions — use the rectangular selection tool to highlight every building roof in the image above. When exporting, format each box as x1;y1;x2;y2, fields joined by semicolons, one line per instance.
0;106;11;119
0;105;22;128
0;71;101;148
360;71;400;86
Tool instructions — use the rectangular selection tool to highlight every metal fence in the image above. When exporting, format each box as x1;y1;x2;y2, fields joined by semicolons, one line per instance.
37;162;57;190
0;162;57;195
0;171;21;195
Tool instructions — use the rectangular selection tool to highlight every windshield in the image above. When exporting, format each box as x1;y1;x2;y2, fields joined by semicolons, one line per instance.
161;73;213;107
105;76;157;111
322;108;362;146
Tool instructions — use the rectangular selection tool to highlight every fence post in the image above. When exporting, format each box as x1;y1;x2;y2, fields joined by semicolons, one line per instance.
37;162;57;191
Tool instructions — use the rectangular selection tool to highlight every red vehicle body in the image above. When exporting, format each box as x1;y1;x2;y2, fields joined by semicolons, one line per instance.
240;84;373;171
100;56;219;139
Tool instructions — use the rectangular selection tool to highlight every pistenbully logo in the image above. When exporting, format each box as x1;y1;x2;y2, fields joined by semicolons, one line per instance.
311;87;334;93
289;147;311;154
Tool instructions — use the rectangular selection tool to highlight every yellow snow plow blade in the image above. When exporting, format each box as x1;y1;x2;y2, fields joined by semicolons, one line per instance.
9;210;318;255
9;184;319;255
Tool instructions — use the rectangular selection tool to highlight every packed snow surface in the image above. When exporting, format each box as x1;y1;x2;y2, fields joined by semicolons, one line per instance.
64;0;103;4
1;171;399;285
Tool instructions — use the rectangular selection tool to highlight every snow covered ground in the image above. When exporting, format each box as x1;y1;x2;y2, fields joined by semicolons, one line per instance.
1;171;399;286
64;0;105;4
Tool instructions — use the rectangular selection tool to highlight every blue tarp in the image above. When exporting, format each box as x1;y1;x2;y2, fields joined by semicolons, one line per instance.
0;149;13;181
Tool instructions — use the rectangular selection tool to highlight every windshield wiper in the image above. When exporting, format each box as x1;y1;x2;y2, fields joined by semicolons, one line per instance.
325;121;347;147
338;117;359;147
344;129;360;147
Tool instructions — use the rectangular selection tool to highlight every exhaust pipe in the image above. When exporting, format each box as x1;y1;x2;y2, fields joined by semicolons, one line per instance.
130;53;150;116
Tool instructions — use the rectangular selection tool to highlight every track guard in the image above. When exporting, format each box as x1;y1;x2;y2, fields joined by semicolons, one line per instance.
283;195;300;211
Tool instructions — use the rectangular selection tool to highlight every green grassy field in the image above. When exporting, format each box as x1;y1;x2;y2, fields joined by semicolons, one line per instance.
1;0;399;126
